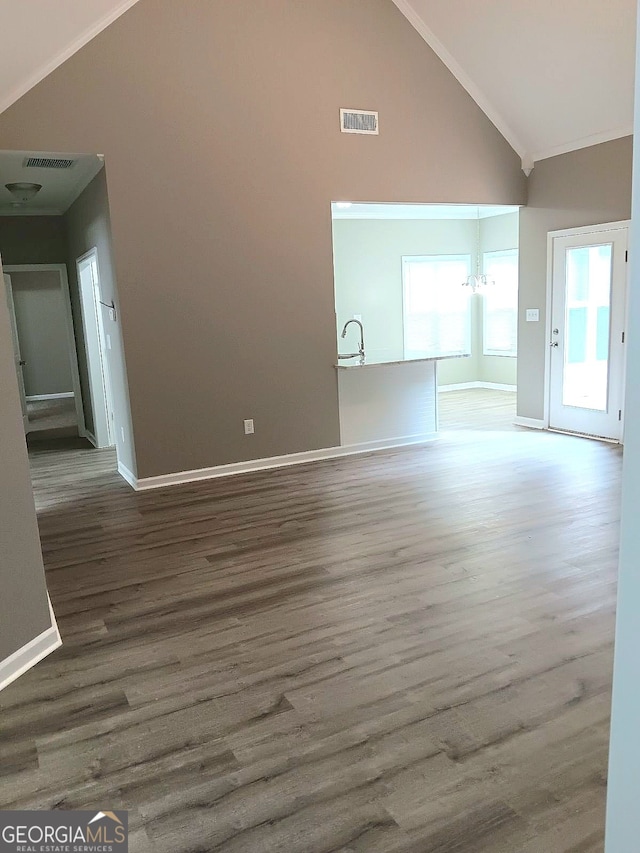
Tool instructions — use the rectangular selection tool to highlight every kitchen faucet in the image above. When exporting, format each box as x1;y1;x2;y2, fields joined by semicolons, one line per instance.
339;319;365;363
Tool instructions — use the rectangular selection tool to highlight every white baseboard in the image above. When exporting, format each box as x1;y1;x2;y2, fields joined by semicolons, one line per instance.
26;392;74;402
0;596;61;693
121;434;438;492
438;381;517;392
117;461;137;489
81;428;98;448
514;416;546;430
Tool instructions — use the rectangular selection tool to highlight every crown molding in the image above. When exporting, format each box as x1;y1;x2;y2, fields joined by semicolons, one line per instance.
390;0;529;163
531;125;634;164
0;0;141;116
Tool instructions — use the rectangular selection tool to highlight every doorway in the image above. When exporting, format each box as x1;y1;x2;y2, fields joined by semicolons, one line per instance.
547;222;628;441
77;249;115;448
3;265;85;438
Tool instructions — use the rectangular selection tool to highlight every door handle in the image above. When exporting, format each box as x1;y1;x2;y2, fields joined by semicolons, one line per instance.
550;342;558;348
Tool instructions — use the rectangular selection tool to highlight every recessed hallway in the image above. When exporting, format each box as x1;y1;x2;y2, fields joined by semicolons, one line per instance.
0;422;621;852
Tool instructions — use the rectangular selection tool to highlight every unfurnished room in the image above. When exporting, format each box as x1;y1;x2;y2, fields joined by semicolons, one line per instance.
1;2;640;853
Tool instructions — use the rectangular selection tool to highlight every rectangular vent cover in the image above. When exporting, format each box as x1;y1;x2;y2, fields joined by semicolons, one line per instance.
24;157;76;169
340;109;379;135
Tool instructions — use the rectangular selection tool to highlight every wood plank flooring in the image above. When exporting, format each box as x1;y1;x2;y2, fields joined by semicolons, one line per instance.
0;391;622;852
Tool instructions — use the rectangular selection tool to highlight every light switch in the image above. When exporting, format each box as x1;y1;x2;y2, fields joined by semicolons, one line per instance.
526;309;540;322
106;334;112;350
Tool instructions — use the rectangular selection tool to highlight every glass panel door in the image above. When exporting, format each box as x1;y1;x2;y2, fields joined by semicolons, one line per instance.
548;226;627;441
562;244;612;411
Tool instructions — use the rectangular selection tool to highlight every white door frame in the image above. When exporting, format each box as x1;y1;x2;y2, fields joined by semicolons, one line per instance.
3;264;87;437
76;248;115;448
543;220;630;435
3;272;29;432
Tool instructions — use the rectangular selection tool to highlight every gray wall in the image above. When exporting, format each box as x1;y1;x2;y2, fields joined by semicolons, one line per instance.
518;137;633;420
65;168;136;473
0;216;67;265
0;259;53;661
0;0;525;478
9;269;74;397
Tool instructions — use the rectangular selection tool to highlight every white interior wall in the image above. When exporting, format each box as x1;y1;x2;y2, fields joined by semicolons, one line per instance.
479;212;519;386
604;2;640;846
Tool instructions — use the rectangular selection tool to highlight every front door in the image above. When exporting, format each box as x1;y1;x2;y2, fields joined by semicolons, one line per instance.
548;224;628;441
3;273;29;433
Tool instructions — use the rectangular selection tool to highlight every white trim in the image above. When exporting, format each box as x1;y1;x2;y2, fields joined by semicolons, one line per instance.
117;461;137;489
514;416;546;430
26;392;74;402
546;220;631;240
77;249;116;449
4;264;87;436
544;220;631;432
531;126;634;164
121;435;438;492
82;429;98;448
0;596;61;693
389;0;528;161
438;381;517;392
0;0;142;116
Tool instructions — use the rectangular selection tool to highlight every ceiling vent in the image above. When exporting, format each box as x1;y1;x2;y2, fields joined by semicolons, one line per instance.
23;157;76;169
340;109;379;135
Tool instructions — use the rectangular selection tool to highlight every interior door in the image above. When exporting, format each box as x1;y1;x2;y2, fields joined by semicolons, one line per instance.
3;273;29;433
549;226;627;440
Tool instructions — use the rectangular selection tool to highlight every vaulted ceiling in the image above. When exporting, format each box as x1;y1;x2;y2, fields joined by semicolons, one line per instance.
0;0;141;115
391;0;636;167
0;0;635;170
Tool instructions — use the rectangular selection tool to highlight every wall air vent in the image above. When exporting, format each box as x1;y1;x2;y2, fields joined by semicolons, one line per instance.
340;109;379;135
23;157;76;169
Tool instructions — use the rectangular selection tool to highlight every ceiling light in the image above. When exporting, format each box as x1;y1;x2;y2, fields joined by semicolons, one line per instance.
335;202;352;209
5;182;42;202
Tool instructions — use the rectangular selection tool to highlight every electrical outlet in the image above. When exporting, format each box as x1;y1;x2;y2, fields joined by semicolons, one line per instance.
244;418;255;435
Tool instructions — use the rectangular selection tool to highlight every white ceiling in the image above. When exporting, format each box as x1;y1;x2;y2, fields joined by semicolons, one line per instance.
0;151;104;215
331;203;520;220
0;0;634;170
0;0;141;115
391;0;636;167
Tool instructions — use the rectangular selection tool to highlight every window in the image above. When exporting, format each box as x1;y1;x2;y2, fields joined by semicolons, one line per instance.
402;255;472;358
482;249;518;357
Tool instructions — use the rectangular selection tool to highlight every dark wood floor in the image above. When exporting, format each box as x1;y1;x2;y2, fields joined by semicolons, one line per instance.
0;392;621;852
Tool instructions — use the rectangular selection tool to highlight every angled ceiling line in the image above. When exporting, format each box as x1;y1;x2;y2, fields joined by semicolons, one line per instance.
0;0;142;117
390;0;533;172
531;123;635;164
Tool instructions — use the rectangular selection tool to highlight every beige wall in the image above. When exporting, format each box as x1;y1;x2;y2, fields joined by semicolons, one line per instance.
0;259;52;661
0;216;67;266
65;168;136;474
518;137;633;420
9;270;74;397
0;0;525;478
